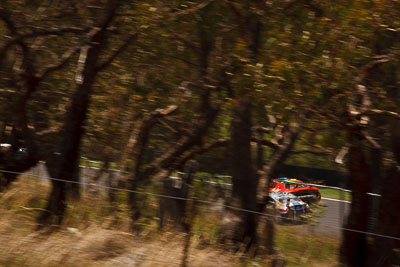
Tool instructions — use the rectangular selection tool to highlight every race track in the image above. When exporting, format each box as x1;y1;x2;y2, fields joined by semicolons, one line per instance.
314;197;351;235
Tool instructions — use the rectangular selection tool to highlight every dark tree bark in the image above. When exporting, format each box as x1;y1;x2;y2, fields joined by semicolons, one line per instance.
220;99;258;249
340;129;371;267
339;41;396;266
218;1;263;251
0;73;43;189
127;105;178;226
255;111;266;172
257;123;301;255
38;0;123;227
0;8;83;191
367;120;400;267
159;160;198;231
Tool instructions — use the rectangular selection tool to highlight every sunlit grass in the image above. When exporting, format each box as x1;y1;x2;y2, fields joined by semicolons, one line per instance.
275;225;339;267
319;188;351;202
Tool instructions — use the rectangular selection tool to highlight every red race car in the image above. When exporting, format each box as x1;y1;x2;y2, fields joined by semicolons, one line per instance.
269;178;321;202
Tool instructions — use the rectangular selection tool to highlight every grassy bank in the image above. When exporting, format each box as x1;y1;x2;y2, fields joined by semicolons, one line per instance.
319;188;351;202
0;176;340;266
275;225;339;267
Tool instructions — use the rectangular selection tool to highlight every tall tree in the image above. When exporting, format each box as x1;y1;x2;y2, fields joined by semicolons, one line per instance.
0;3;87;190
219;0;262;248
39;0;137;226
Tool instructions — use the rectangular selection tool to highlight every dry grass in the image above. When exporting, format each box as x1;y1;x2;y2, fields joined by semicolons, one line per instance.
0;176;340;267
0;226;253;267
0;177;259;266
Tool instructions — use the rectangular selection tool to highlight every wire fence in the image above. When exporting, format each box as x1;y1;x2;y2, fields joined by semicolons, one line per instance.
1;167;400;242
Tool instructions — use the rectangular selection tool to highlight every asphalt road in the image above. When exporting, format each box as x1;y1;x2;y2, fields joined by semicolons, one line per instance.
314;197;351;235
207;196;352;237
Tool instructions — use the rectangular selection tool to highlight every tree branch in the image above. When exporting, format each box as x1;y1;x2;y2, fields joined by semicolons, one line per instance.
263;123;302;179
168;0;215;17
143;105;219;176
158;117;180;134
290;149;332;156
119;105;178;175
354;55;392;85
252;126;272;134
306;104;346;128
364;109;400;120
142;88;220;178
335;145;349;165
177;138;231;167
257;122;302;207
130;105;178;170
361;130;382;150
224;0;247;41
0;27;88;48
37;45;81;80
251;137;279;149
96;30;138;71
170;32;200;53
164;53;201;68
0;8;17;34
0;27;88;70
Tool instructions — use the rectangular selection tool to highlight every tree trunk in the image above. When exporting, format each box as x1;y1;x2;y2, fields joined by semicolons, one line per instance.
159;160;198;231
367;120;400;267
258;123;301;255
220;99;258;250
38;56;96;226
257;170;275;255
340;130;371;267
0;7;82;192
38;1;120;227
126;106;177;227
0;77;41;191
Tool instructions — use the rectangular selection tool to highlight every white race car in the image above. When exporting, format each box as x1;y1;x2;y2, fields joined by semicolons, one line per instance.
268;192;309;222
